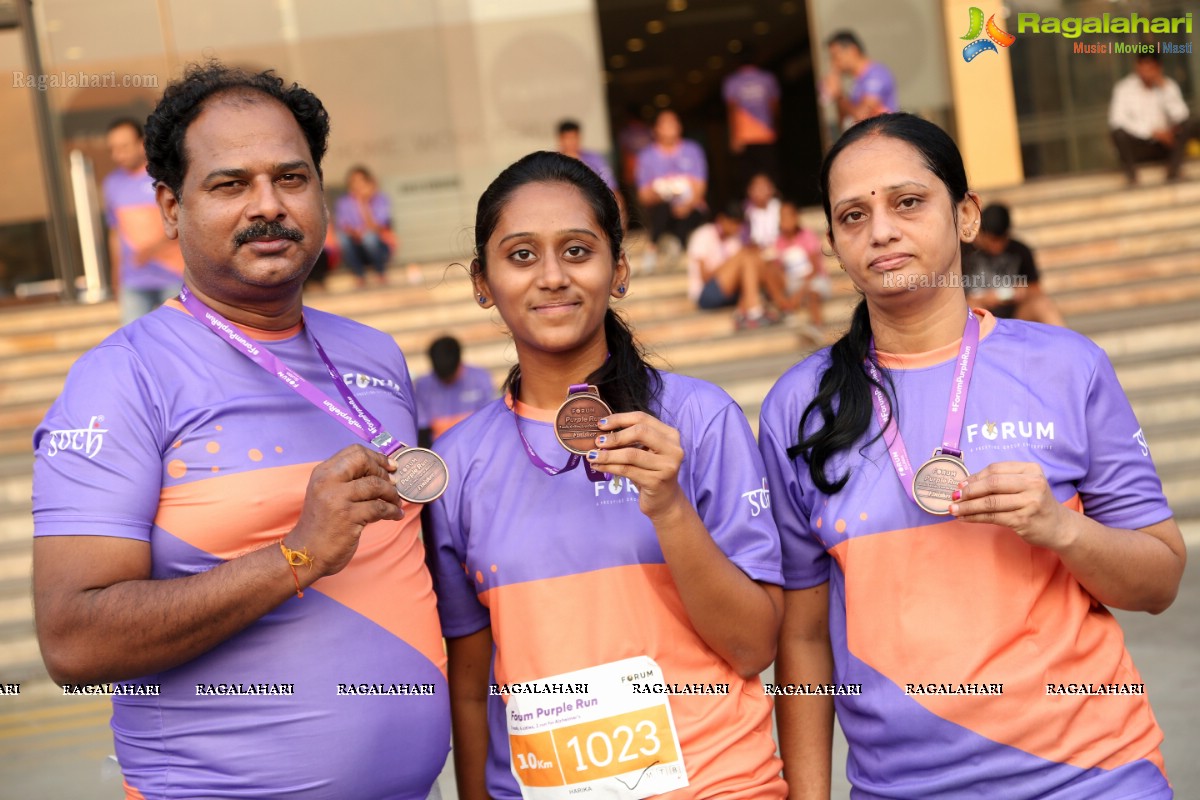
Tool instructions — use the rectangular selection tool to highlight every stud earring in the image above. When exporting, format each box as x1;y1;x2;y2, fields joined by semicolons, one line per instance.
617;285;626;295
477;295;487;304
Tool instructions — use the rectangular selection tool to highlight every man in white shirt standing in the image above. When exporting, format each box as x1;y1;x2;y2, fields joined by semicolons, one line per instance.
1108;52;1195;183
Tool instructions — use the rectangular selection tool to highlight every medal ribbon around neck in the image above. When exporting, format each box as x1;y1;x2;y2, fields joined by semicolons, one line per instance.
178;286;448;502
514;383;610;483
864;312;980;512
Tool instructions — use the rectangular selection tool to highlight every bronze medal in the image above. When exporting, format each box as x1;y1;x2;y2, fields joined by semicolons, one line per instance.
912;453;970;516
388;446;450;504
554;385;612;455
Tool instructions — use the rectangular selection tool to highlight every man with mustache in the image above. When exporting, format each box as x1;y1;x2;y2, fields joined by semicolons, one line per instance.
31;62;449;799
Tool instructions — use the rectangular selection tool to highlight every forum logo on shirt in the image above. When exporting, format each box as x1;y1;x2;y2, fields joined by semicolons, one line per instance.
966;419;1054;450
342;371;404;396
45;415;108;459
594;476;640;506
961;8;1016;62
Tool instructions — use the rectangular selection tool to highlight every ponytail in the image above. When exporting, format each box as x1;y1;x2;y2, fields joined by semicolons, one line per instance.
587;308;662;414
502;308;662;415
787;299;895;494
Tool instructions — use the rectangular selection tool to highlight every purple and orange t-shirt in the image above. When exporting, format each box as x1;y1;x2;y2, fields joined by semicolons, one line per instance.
414;364;494;440
428;372;786;799
102;166;183;291
32;302;449;799
635;140;708;191
758;311;1174;799
723;66;780;147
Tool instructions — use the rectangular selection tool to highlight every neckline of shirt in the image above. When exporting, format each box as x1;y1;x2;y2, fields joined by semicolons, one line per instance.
875;308;996;371
164;297;304;341
503;392;557;424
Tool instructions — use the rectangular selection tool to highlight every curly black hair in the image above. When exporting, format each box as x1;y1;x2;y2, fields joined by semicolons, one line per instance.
144;61;330;199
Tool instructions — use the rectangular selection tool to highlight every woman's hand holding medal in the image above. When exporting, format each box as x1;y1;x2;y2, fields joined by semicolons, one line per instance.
586;413;687;521
949;461;1072;549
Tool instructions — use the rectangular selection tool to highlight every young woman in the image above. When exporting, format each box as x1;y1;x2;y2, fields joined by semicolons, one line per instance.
427;151;787;800
759;113;1185;799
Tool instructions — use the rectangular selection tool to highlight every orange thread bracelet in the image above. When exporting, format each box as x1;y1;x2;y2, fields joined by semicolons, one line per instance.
278;541;313;598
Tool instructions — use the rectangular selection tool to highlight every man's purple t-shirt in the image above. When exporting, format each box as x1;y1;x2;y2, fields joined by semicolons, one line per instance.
334;192;392;233
850;61;898;114
577;149;618;191
102;167;181;291
32;304;449;799
415;364;494;438
635;140;708;189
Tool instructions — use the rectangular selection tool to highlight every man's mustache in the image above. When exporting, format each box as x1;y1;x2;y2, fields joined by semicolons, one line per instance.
234;221;305;248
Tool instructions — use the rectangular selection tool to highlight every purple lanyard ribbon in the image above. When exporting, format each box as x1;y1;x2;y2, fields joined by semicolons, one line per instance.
864;312;980;501
178;286;405;456
514;383;609;483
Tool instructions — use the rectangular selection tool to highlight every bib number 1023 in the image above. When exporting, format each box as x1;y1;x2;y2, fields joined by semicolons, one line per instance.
510;705;680;788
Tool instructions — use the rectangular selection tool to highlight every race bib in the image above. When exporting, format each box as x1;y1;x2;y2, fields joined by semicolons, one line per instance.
505;656;690;799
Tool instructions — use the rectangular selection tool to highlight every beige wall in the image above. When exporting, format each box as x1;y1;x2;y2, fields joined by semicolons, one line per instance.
941;0;1023;190
30;0;610;263
0;31;50;224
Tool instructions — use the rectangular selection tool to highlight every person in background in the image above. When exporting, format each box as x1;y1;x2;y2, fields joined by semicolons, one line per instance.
103;117;183;323
687;202;791;330
636;109;708;272
414;335;494;447
557;118;625;224
822;30;897;129
963;203;1065;327
1109;51;1196;184
744;172;782;249
617;102;653;190
334;165;395;287
770;199;828;341
556;119;618;193
723;45;782;194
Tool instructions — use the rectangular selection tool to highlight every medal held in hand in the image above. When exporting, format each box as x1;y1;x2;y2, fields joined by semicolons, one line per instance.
387;445;449;504
179;285;450;505
912;452;970;515
554;384;612;455
865;312;980;516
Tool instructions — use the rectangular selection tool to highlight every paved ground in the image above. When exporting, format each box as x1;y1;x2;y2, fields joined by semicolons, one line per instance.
4;537;1197;799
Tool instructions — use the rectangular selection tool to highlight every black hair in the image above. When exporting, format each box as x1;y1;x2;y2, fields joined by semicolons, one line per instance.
106;117;143;139
557;119;581;136
144;60;330;200
429;335;463;382
979;203;1011;237
471;150;661;414
1135;51;1162;65
826;30;864;53
789;112;971;493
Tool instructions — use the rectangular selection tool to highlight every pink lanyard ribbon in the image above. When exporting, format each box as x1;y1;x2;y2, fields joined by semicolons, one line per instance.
178;286;406;456
864;312;980;501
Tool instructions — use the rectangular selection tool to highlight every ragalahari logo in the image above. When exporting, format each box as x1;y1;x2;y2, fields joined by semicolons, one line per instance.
961;7;1016;61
